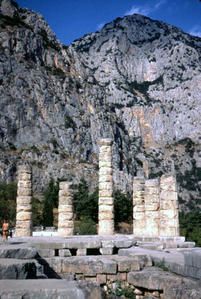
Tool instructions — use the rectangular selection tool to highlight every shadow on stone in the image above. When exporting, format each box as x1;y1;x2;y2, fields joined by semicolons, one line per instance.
35;255;62;279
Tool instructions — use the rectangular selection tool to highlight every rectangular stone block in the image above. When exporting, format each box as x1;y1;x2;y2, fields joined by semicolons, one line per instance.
117;258;141;272
99;182;113;191
77;249;87;256
62;257;117;275
100;248;114;255
133;205;145;213
99;190;113;197
117;272;127;281
17;188;32;196
18;173;32;180
59;249;72;257
16;205;32;212
84;276;97;283
107;274;117;282
99;205;114;214
97;274;107;284
98;219;114;235
133;212;145;220
99;211;114;221
99;161;112;168
37;249;55;258
16;211;32;221
99;168;112;176
99;197;113;205
99;175;113;183
58;215;74;223
160;190;177;201
18;181;32;188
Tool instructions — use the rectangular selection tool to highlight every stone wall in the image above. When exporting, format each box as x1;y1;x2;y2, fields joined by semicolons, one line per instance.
133;174;179;237
15;165;32;237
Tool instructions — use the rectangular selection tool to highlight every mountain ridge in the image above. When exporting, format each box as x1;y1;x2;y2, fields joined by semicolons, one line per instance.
0;0;201;210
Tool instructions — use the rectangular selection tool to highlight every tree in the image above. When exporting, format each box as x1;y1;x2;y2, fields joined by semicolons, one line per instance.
42;179;59;227
0;182;17;226
73;179;98;222
114;190;132;226
179;211;201;246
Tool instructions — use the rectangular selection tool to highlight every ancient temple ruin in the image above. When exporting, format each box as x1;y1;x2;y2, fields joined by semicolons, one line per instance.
14;139;180;238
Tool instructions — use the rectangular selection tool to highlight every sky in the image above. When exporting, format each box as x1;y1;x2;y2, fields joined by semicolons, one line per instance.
17;0;201;45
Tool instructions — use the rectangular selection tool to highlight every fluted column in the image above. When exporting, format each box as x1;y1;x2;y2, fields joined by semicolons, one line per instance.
160;175;179;237
98;138;114;235
15;165;32;237
144;178;160;237
58;182;74;237
133;177;145;236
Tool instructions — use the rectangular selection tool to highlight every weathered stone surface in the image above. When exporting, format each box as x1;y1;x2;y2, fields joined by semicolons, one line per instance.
15;165;32;237
159;175;179;237
0;259;36;279
61;256;117;275
133;174;180;238
58;181;74;237
0;247;38;259
128;267;183;291
0;280;103;299
59;249;72;257
100;248;114;255
98;139;114;235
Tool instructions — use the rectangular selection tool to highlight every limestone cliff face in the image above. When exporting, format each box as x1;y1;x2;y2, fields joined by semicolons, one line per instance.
0;0;201;209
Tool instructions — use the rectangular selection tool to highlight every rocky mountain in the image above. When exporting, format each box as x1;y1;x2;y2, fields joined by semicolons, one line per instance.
0;0;201;210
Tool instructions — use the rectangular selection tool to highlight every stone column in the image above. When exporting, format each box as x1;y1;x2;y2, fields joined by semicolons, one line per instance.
159;175;179;237
144;178;160;237
58;182;74;237
133;177;145;236
98;138;114;235
15;165;32;237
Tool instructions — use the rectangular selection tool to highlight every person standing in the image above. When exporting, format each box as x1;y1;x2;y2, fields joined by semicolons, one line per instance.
2;219;9;241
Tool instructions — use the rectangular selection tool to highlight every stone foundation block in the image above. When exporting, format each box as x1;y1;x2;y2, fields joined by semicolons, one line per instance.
100;248;114;255
96;274;107;284
59;249;72;257
77;249;87;256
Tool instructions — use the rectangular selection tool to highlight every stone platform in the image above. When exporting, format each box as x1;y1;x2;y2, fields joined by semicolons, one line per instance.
0;235;200;299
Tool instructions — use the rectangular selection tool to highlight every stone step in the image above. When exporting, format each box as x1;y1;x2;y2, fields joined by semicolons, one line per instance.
0;279;103;299
119;246;201;280
128;267;201;299
0;245;38;259
0;259;37;279
40;254;152;277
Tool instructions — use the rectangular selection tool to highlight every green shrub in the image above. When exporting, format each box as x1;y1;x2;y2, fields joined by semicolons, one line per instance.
74;217;97;235
32;197;44;227
107;281;136;299
42;179;59;227
179;211;201;246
